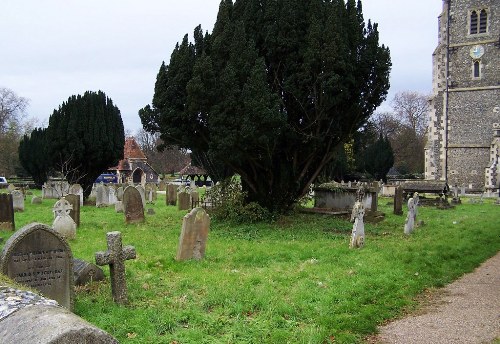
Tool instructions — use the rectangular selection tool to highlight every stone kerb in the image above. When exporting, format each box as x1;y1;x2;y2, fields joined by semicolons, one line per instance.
0;286;118;343
176;208;210;261
0;223;74;310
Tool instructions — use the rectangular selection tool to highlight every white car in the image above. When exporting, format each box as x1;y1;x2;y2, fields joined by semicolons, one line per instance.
0;176;8;188
172;178;190;186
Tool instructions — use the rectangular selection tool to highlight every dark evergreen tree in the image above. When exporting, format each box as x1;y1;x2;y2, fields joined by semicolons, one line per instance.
18;127;49;187
46;91;124;198
141;0;391;212
363;134;394;182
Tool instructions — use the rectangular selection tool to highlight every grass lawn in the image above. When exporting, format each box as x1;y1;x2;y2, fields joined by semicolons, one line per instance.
2;190;499;343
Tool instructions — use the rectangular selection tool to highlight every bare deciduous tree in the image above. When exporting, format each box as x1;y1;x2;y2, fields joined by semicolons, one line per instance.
391;91;430;137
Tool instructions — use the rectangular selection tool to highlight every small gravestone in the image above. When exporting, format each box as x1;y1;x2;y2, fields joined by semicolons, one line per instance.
178;191;190;211
159;180;166;191
349;190;365;248
0;193;15;230
95;183;108;207
166;184;177;206
73;258;105;286
135;185;146;207
116;186;124;201
115;201;124;213
404;198;416;235
31;196;42;204
7;184;16;192
64;194;81;227
123;186;145;224
95;231;136;304
393;185;404;215
191;191;200;208
0;223;74;310
69;183;83;205
176;208;210;261
11;189;24;212
147;208;155;215
52;198;77;240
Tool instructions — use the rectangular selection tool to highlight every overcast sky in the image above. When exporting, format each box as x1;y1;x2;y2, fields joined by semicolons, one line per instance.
1;0;443;133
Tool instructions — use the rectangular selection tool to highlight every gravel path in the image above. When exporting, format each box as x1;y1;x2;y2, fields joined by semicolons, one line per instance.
373;251;500;344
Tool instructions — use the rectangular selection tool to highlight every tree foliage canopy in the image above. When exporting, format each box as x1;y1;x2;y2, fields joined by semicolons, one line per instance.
141;0;391;211
19;127;49;187
45;90;125;197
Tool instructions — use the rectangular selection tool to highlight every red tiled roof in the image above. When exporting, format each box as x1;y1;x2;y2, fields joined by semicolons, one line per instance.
124;137;146;160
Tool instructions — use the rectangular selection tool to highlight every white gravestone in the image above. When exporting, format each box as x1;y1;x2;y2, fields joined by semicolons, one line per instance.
404;198;416;235
52;198;77;240
349;200;365;248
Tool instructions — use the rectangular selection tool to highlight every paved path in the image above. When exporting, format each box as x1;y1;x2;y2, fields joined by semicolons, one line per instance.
373;252;500;344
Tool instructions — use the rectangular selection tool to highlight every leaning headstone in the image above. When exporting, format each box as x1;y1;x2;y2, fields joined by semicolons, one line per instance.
31;196;42;204
0;223;74;310
178;191;191;211
64;194;81;227
52;198;77;240
404;198;416;235
73;258;105;286
95;183;108;208
11;189;24;212
176;207;210;261
122;186;145;224
0;193;15;230
95;231;136;305
393;185;404;215
349;190;365;248
166;183;177;206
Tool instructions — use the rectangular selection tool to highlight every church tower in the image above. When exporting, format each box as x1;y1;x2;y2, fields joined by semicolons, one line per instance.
425;0;499;193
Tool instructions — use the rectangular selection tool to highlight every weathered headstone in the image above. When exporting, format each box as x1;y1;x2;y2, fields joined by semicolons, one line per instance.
11;189;24;212
115;201;124;213
122;186;145;224
73;258;105;286
95;183;108;208
64;194;81;227
413;192;420;220
0;193;15;230
31;196;42;204
159;180;166;191
52;198;77;240
135;185;146;208
116;186;124;201
178;191;190;211
7;184;16;192
0;223;74;310
166;183;177;206
176;207;210;261
349;190;365;248
393;185;404;215
95;231;136;304
69;183;83;205
147;208;155;215
108;185;117;205
404;198;416;235
191;191;200;208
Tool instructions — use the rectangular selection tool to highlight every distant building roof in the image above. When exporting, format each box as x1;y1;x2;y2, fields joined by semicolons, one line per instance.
124;137;146;160
179;163;207;176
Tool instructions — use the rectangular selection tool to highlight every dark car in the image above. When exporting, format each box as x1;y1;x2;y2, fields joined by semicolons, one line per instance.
95;173;118;184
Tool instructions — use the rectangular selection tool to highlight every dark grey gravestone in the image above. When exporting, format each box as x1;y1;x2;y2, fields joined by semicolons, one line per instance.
0;193;15;230
65;194;81;227
95;231;136;305
123;186;144;224
166;184;177;206
0;223;74;310
393;185;404;215
73;258;105;286
178;191;190;211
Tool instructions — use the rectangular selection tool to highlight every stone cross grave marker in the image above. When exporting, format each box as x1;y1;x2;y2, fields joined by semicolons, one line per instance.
404;198;416;235
64;194;81;227
52;198;77;240
178;191;191;211
122;186;145;224
95;231;136;304
11;190;24;212
0;193;15;230
0;223;74;310
393;185;404;215
176;207;210;261
166;183;177;206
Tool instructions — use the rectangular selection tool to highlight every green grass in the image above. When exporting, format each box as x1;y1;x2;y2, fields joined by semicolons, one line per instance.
2;191;499;343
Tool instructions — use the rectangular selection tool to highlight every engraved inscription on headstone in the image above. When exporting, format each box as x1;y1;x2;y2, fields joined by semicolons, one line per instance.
0;223;74;310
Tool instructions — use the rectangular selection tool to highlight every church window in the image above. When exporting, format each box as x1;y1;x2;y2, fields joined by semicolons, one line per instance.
470;11;478;34
479;10;487;33
473;61;480;78
470;9;488;35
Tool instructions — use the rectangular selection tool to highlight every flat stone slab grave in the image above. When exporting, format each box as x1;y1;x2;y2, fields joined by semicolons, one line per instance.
0;222;74;310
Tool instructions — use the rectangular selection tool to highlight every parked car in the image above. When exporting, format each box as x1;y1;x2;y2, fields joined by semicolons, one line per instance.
0;176;7;188
95;173;118;184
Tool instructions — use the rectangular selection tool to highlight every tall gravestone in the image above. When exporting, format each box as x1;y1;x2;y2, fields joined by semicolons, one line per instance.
176;208;210;261
69;184;83;205
108;185;117;205
349;191;365;248
0;223;74;310
95;183;108;208
166;184;177;206
404;198;416;235
11;190;25;212
159;180;166;191
393;185;404;215
64;194;81;227
123;186;145;224
135;185;146;208
0;193;15;230
178;191;191;211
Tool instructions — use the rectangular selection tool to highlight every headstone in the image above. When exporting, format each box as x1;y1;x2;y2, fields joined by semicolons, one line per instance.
95;183;108;208
122;186;145;224
393;185;403;215
31;196;42;204
461;184;466;195
176;208;210;261
191;191;200;208
0;223;74;310
413;192;420;220
0;193;15;230
73;258;105;286
64;194;81;227
115;201;124;213
95;231;136;304
349;200;365;248
166;183;177;206
116;186;124;201
159;180;166;191
108;185;117;205
7;184;16;192
11;190;24;212
147;208;155;215
69;184;83;205
52;198;77;240
404;198;416;235
135;185;146;208
178;191;190;211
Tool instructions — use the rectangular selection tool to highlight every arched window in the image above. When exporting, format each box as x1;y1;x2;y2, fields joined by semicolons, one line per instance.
473;61;480;78
479;9;487;33
470;10;478;34
470;9;488;35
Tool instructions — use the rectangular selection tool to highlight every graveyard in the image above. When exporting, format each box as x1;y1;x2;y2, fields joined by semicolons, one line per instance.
0;188;498;343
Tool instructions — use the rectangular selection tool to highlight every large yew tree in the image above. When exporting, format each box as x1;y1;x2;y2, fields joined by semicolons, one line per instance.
140;0;391;212
46;91;125;198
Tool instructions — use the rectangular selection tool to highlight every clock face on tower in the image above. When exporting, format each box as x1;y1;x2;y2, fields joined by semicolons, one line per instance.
470;45;485;59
